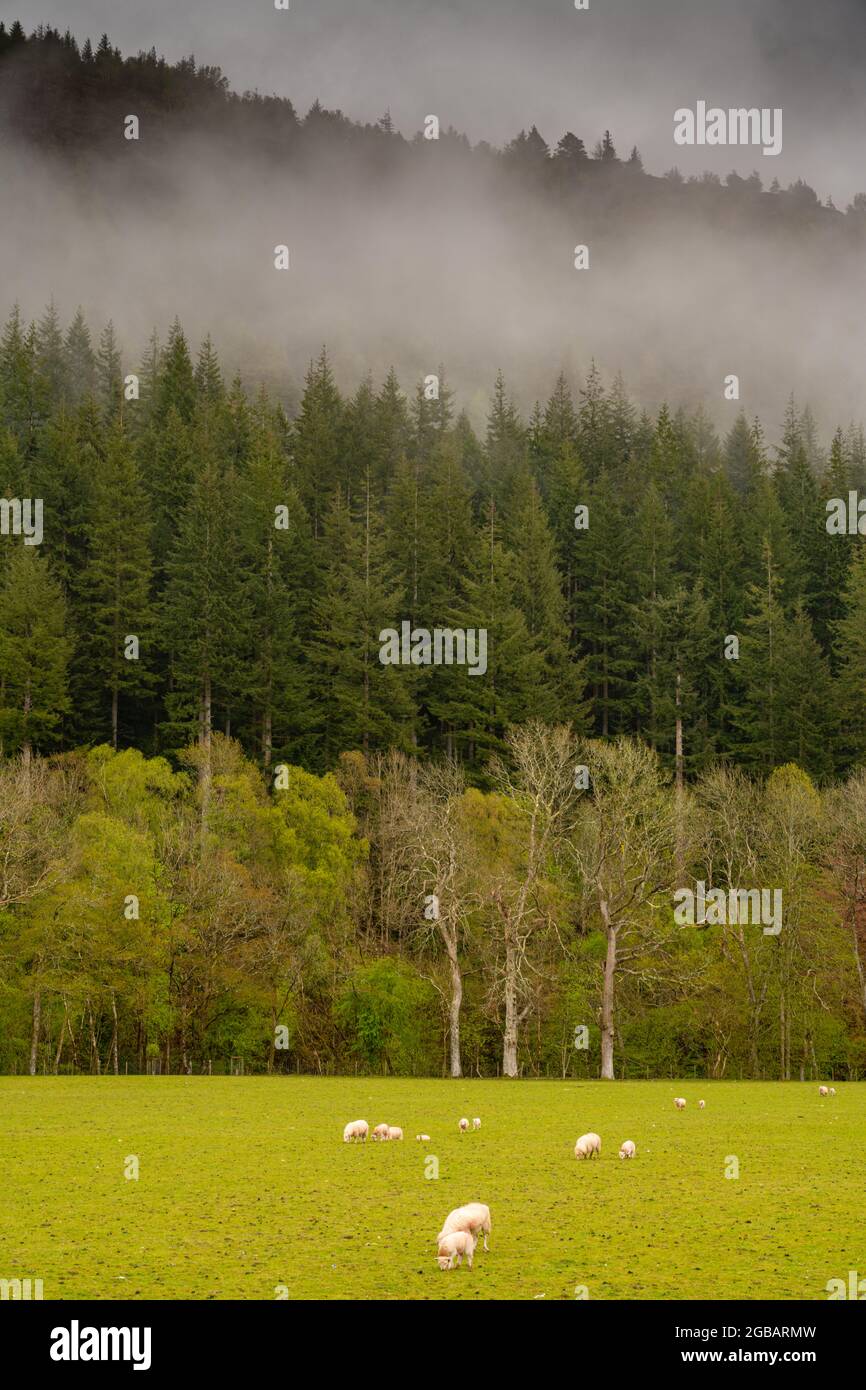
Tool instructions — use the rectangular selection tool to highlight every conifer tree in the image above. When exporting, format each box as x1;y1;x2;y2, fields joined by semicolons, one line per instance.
75;425;154;747
0;547;72;760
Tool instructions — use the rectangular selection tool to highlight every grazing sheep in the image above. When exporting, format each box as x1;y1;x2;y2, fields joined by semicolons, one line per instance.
699;1099;706;1110
459;1117;469;1133
473;1117;481;1130
343;1119;369;1143
437;1230;476;1271
829;1087;837;1096
416;1133;431;1142
574;1132;602;1159
819;1086;829;1097
674;1097;686;1110
437;1203;491;1253
387;1126;404;1141
372;1123;390;1142
619;1140;636;1159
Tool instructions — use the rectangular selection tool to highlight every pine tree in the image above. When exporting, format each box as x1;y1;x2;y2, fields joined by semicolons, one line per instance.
834;539;866;761
35;301;67;411
310;485;415;763
578;468;639;734
239;404;314;768
0;547;72;759
160;419;250;755
75;424;154;747
426;507;542;763
64;308;97;404
507;475;589;726
292;348;343;538
96;321;123;420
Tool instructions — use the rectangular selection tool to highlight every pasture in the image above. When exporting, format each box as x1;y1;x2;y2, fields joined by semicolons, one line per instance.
1;1078;861;1300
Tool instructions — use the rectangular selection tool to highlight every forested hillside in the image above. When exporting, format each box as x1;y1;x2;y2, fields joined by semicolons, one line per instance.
2;22;866;1085
2;305;866;1082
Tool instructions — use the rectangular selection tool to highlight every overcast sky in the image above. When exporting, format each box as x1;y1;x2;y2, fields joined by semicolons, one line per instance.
10;0;866;203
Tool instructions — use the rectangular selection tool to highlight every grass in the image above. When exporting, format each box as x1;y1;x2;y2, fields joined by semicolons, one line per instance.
0;1077;861;1300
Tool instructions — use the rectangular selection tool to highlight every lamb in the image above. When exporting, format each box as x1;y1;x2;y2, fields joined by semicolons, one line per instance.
698;1100;706;1110
437;1229;476;1271
829;1087;837;1096
618;1140;636;1159
819;1085;829;1097
437;1202;491;1253
343;1119;369;1143
574;1132;601;1159
387;1126;404;1141
674;1097;686;1110
415;1133;431;1142
372;1123;390;1142
473;1117;481;1130
459;1117;469;1133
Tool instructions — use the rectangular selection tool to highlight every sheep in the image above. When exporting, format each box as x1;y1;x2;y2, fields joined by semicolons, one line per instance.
473;1117;481;1130
437;1203;492;1253
619;1140;636;1159
574;1132;601;1159
829;1087;837;1096
819;1085;829;1097
698;1099;706;1109
387;1126;404;1141
674;1097;687;1110
459;1117;469;1133
372;1123;390;1142
415;1133;431;1142
437;1229;476;1271
342;1119;369;1143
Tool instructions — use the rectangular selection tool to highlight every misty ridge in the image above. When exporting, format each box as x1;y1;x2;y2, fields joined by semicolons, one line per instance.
2;19;866;439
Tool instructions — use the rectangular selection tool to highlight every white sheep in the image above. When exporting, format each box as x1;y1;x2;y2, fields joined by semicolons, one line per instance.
473;1117;481;1130
437;1229;476;1271
387;1126;404;1141
342;1119;369;1143
698;1099;705;1109
459;1117;469;1133
829;1087;836;1096
619;1140;636;1159
372;1123;390;1142
674;1097;686;1110
437;1203;491;1253
574;1132;601;1159
415;1133;431;1142
819;1085;829;1097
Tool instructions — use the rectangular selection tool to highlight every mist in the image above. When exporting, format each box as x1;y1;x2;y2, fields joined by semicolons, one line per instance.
3;0;866;441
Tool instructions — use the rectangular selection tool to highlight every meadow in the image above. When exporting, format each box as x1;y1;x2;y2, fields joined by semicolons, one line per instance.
1;1078;861;1301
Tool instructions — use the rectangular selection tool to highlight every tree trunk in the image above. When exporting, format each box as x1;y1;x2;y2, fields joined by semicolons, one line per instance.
600;913;617;1080
850;916;866;1025
29;986;41;1075
262;708;272;771
502;929;519;1078
447;943;463;1079
200;674;213;851
110;991;119;1075
111;685;119;750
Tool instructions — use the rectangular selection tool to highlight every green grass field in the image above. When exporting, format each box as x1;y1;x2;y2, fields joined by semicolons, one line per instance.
1;1077;862;1300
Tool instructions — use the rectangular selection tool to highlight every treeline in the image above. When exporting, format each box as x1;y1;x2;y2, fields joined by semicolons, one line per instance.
2;308;866;1077
3;306;866;780
2;731;866;1081
2;19;865;227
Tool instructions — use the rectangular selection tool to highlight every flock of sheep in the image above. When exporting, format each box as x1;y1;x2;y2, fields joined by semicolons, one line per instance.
342;1116;482;1144
342;1086;838;1272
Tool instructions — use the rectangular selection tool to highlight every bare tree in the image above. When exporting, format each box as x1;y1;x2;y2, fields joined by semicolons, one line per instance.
488;722;579;1078
825;770;866;1028
376;755;475;1079
567;738;676;1080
